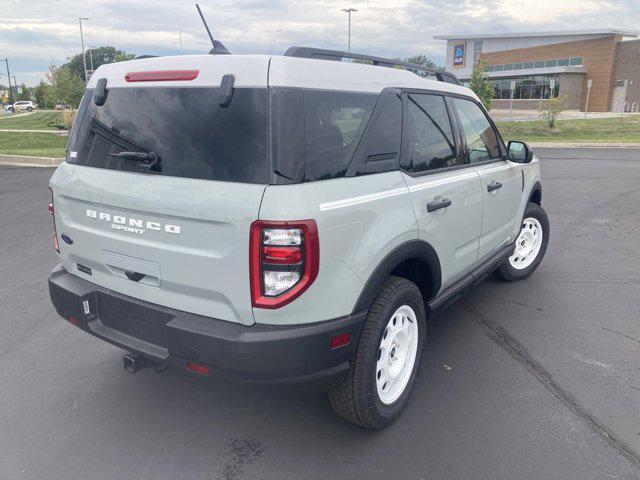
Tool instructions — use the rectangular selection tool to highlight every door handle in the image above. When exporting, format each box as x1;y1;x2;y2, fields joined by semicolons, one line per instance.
487;181;503;192
427;197;452;213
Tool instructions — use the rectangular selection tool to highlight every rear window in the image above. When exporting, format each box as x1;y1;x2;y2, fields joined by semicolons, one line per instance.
69;87;268;183
272;89;377;182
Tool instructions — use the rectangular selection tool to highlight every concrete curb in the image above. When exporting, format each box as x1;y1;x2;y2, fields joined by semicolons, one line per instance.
0;154;63;167
530;142;640;148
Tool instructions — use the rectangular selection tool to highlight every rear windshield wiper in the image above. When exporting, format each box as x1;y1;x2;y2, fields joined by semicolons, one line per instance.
109;151;161;170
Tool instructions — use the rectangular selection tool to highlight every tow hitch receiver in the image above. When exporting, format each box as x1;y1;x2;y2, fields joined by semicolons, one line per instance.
123;353;162;374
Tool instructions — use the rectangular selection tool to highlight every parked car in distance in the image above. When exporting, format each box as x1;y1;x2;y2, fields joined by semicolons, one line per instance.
13;100;37;112
55;103;72;110
47;47;549;429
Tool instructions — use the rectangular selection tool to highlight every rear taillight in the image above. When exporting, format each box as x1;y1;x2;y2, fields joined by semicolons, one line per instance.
250;220;319;309
48;187;59;254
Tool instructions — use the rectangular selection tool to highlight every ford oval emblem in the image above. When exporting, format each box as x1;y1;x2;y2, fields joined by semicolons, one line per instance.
61;233;73;245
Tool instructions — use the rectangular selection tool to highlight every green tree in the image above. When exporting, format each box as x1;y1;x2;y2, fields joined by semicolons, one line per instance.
63;46;135;78
32;80;51;109
46;65;85;107
18;83;30;101
396;55;444;78
403;55;439;69
469;58;494;110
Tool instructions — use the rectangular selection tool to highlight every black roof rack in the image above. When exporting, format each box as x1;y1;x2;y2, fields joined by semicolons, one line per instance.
284;46;461;85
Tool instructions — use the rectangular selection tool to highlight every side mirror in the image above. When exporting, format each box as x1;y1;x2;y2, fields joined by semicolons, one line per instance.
507;140;534;163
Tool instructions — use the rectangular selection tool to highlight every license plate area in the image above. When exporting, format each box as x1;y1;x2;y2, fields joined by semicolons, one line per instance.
97;292;173;347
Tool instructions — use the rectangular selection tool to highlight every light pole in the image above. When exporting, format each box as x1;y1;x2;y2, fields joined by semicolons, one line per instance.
1;58;14;105
341;8;357;53
78;17;89;82
88;46;94;71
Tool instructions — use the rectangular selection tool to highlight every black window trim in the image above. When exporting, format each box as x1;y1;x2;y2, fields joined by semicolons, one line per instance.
270;85;509;183
399;91;463;178
449;93;507;168
345;87;403;177
398;88;508;178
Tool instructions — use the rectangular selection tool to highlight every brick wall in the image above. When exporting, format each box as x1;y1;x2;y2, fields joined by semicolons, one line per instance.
481;35;621;111
492;99;541;110
613;39;640;109
558;73;584;110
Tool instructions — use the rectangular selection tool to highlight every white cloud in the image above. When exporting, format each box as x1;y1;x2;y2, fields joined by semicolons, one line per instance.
0;0;638;86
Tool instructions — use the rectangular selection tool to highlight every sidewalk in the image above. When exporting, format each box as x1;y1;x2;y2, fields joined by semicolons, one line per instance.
530;142;640;148
491;109;640;123
0;129;67;133
0;153;63;167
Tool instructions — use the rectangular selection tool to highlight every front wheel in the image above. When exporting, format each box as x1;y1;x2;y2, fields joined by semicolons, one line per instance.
328;276;426;429
27;107;33;112
495;202;549;281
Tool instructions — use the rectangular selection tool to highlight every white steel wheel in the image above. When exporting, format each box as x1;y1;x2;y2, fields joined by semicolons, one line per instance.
509;217;543;270
376;304;419;405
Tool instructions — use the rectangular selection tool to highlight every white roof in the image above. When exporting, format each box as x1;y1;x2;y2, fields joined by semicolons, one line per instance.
87;53;478;100
433;28;640;41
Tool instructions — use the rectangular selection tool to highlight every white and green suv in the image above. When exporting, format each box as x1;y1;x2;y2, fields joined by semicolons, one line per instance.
48;47;549;429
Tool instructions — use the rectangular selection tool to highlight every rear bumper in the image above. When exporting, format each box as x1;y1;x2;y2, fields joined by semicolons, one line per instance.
48;265;366;390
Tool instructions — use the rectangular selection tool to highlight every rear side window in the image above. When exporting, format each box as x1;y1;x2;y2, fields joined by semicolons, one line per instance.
403;94;459;173
453;98;502;164
68;87;269;183
272;89;377;182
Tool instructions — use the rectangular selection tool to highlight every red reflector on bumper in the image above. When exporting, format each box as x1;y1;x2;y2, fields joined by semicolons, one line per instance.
186;361;211;376
330;333;351;349
68;316;80;326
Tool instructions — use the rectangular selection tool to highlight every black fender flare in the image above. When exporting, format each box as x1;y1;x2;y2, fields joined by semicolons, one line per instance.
528;181;542;205
352;240;442;313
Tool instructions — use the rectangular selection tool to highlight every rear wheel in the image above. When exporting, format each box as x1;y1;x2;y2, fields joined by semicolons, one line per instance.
495;202;549;281
27;107;33;112
328;276;426;429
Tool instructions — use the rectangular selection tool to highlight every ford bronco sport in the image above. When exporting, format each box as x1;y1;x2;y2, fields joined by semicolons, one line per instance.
48;47;549;429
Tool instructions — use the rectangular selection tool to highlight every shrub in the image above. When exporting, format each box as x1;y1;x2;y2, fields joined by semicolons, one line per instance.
539;95;566;128
62;109;76;130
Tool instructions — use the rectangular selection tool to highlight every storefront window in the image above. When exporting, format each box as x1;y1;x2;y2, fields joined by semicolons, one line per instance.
489;75;560;100
488;56;585;72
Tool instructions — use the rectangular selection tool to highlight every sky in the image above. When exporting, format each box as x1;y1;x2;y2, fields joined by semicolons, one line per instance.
0;0;639;86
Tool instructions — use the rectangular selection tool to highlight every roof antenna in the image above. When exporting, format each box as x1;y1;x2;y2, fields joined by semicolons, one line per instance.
196;3;231;55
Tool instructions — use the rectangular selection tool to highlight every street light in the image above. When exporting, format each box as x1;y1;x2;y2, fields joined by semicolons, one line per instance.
1;58;14;105
341;8;357;53
78;17;89;82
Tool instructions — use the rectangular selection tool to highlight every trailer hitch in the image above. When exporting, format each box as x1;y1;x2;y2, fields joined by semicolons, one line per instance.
123;353;166;374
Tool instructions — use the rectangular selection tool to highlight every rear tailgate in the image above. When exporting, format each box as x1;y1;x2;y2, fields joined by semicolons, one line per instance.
49;55;271;325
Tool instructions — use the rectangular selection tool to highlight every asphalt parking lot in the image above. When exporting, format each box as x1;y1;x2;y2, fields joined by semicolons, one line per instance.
1;148;639;479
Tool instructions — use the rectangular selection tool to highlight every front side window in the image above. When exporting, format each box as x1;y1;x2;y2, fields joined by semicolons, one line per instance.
403;94;458;173
453;98;502;164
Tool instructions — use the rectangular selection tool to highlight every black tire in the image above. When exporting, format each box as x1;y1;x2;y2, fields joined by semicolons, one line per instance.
27;107;33;112
495;202;549;282
328;276;426;429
